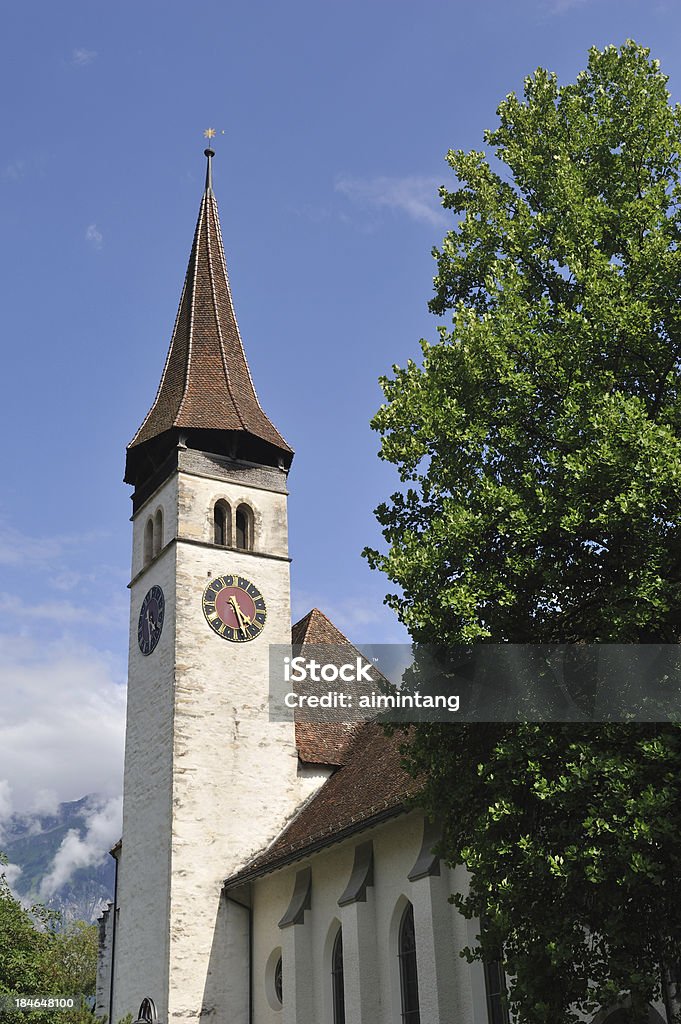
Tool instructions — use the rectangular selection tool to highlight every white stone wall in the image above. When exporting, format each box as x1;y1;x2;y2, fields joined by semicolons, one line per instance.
167;467;321;1023
176;464;289;557
249;811;482;1024
112;461;327;1024
131;474;179;580
112;473;178;1024
95;902;114;1020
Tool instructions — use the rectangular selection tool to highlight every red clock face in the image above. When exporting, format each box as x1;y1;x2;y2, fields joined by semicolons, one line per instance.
202;575;267;642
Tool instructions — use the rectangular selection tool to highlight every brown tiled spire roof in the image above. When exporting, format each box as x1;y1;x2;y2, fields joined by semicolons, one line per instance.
127;149;291;460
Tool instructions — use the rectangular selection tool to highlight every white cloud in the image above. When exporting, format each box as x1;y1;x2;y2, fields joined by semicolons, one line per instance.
72;48;97;66
0;634;125;816
0;780;13;842
51;570;96;593
4;160;25;181
0;521;71;568
335;174;447;228
85;223;103;249
40;796;122;898
539;0;593;12
2;862;23;888
0;592;117;627
0;780;13;823
0;521;121;599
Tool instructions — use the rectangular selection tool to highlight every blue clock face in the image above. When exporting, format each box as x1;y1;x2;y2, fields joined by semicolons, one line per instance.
138;585;165;656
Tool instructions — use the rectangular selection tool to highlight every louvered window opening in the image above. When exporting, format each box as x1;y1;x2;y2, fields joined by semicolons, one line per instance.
236;505;251;550
214;501;229;546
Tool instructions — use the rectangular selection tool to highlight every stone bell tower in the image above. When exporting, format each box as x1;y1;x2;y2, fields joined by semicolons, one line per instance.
109;148;315;1024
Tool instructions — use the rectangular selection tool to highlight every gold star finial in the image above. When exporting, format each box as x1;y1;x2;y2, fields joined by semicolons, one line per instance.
204;128;216;141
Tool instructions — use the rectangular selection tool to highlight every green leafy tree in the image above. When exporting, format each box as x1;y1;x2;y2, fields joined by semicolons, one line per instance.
0;857;98;1023
0;860;52;1018
365;42;681;1024
42;921;98;1018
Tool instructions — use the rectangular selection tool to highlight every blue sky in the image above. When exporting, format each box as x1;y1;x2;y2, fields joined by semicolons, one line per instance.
2;0;681;829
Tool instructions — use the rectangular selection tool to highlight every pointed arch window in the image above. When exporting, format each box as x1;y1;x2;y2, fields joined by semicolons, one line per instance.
331;927;345;1024
213;500;231;547
154;508;163;557
235;504;253;551
398;902;420;1024
481;914;509;1024
484;956;509;1024
144;518;154;567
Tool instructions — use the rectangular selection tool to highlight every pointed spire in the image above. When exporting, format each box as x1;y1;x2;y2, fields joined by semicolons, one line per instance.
125;149;292;486
204;147;214;192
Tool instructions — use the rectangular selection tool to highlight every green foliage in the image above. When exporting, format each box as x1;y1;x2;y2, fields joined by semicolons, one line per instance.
367;40;681;647
402;720;681;1023
0;856;98;1024
366;41;681;1023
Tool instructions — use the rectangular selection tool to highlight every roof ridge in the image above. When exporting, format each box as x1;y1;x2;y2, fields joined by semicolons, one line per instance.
204;193;247;432
210;192;288;440
292;607;354;646
175;193;205;426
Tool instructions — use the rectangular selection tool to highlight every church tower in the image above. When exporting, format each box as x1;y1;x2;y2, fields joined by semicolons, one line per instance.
111;148;315;1024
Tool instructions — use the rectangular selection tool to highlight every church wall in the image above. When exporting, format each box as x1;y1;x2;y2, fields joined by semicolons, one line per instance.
164;465;326;1023
176;457;289;558
248;810;480;1024
95;902;114;1020
112;475;178;1023
130;473;179;579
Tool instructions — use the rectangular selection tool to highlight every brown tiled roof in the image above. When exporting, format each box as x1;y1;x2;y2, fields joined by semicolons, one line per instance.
291;607;353;647
128;155;291;456
292;609;368;767
225;721;419;886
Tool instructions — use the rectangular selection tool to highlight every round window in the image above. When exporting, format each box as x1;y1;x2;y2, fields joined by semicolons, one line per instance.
265;948;283;1011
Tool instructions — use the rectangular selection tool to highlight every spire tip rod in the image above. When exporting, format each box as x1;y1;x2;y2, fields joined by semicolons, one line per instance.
203;128;217;192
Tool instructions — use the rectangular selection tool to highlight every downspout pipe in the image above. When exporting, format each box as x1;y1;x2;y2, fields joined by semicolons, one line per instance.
225;888;253;1024
109;849;120;1024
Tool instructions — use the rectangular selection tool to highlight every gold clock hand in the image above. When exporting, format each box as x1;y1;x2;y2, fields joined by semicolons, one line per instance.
229;595;248;633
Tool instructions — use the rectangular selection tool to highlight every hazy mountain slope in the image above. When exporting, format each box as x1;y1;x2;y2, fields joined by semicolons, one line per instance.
2;796;117;924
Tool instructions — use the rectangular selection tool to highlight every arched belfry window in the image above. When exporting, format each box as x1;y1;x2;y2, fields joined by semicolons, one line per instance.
213;500;231;547
274;955;283;1006
144;518;154;567
398;902;420;1024
235;504;253;551
331;927;345;1024
154;508;163;557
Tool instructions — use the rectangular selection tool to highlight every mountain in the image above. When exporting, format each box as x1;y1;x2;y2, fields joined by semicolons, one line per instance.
1;795;117;925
